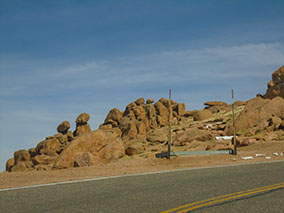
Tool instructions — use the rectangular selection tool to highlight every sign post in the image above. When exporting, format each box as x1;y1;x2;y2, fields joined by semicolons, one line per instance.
167;89;172;159
232;89;237;155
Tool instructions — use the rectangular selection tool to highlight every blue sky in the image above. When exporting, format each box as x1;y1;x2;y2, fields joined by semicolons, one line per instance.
0;0;284;171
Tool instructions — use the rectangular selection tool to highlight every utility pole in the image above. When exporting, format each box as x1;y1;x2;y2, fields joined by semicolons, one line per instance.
232;89;237;155
167;89;172;159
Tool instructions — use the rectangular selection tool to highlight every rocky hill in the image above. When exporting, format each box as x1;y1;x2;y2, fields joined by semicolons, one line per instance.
5;66;284;172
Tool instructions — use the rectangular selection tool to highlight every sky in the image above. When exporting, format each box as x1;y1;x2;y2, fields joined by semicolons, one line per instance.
0;0;284;171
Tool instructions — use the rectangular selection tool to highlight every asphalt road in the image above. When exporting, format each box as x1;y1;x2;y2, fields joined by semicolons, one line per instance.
1;161;284;213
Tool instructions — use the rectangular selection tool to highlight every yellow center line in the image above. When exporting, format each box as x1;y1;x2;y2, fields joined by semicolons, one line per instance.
177;184;284;213
161;182;284;213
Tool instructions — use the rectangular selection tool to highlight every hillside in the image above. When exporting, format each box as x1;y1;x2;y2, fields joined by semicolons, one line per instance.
4;65;284;173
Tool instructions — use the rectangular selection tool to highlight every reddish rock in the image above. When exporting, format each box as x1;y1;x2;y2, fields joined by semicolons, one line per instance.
233;137;256;147
14;150;30;164
264;65;284;99
32;154;57;165
75;113;90;124
36;138;61;155
122;121;138;140
268;116;282;130
125;139;145;156
57;121;71;134
135;97;145;106
74;124;91;137
146;127;168;144
193;109;213;121
10;162;27;172
155;101;169;127
28;148;37;158
104;108;122;125
55;129;125;169
204;101;228;107
146;98;154;104
6;158;15;172
74;152;94;167
174;103;186;116
173;128;214;146
34;164;49;171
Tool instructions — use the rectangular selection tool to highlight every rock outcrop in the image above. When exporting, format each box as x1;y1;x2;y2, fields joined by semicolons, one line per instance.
5;66;284;172
74;113;91;137
264;65;284;99
55;129;124;169
225;96;284;135
100;97;184;143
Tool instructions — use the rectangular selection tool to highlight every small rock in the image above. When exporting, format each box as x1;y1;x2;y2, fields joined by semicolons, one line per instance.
273;152;279;156
146;98;154;104
255;153;265;157
265;156;271;160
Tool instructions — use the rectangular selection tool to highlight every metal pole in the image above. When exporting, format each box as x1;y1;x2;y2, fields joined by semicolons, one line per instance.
232;89;237;155
167;89;172;159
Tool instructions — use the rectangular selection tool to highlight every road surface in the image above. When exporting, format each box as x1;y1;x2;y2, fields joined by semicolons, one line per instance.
1;161;283;212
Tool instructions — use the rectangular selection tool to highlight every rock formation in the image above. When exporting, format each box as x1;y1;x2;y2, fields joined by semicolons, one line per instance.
5;65;284;172
74;113;91;136
264;65;284;99
55;129;124;169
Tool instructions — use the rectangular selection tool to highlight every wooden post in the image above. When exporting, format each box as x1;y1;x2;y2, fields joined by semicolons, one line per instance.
232;89;237;155
167;89;172;159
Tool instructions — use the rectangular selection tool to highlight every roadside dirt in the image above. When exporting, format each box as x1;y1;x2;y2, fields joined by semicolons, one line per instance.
1;141;284;189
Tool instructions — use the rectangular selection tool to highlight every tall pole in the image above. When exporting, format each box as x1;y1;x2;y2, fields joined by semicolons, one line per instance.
167;89;172;159
232;89;237;155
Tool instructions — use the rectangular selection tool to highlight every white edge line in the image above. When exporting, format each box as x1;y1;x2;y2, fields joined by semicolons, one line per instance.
1;160;284;192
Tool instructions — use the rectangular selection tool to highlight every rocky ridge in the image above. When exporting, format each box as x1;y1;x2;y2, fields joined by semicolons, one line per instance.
5;66;284;172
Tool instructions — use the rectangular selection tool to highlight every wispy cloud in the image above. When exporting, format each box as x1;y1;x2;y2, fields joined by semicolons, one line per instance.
2;42;283;96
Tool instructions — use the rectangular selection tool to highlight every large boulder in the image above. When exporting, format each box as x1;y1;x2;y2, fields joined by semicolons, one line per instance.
76;113;90;124
10;162;27;172
74;124;91;137
36;138;61;155
193;109;213;121
173;128;214;146
57;121;71;134
32;154;58;166
174;103;186;116
264;65;284;99
74;152;94;167
225;96;284;135
144;103;157;128
135;97;145;106
6;158;15;172
146;127;168;144
74;112;91;137
104;108;122;127
14;150;31;164
55;129;125;169
125;138;145;156
155;101;169;127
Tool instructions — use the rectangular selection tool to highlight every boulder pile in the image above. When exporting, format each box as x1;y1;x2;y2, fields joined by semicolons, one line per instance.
5;113;125;172
5;65;284;172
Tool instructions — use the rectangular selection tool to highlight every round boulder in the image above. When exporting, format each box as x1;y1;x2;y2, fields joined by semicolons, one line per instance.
57;121;71;134
14;150;30;164
76;113;90;124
